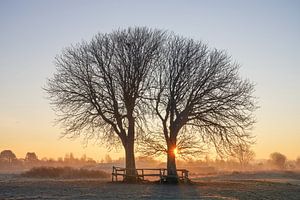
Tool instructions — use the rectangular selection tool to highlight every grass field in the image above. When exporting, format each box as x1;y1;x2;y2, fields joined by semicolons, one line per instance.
0;171;299;199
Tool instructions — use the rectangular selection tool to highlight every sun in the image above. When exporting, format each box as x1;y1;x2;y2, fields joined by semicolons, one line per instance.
173;147;178;157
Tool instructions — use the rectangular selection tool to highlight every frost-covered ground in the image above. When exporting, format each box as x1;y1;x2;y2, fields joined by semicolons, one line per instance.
0;172;300;199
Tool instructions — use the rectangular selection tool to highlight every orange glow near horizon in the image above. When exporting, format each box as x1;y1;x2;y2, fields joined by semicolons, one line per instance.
1;115;299;161
1;115;300;161
173;147;178;157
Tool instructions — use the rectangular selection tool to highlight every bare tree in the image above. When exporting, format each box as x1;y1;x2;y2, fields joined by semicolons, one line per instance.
230;144;255;169
138;126;205;160
296;157;300;168
146;35;256;183
105;154;113;163
45;27;165;182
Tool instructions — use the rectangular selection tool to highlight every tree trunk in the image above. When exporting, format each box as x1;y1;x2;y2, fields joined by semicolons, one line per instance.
166;143;179;184
124;139;137;183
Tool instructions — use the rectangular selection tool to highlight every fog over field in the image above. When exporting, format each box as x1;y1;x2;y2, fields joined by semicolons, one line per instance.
1;149;300;199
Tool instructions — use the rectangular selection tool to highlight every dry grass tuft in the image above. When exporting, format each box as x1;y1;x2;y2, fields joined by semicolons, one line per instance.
21;166;110;179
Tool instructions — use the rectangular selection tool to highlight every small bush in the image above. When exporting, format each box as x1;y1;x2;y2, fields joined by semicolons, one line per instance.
22;167;110;179
270;152;287;169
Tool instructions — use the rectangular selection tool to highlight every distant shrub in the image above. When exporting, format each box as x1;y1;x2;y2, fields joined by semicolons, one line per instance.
25;152;38;162
296;157;300;169
21;167;110;179
270;152;286;169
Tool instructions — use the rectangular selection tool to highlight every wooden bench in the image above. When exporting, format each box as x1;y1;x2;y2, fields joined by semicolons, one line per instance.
111;166;189;183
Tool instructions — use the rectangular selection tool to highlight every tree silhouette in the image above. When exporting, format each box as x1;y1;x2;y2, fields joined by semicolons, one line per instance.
25;152;38;162
230;144;255;169
270;152;286;169
45;27;165;182
143;35;256;183
0;150;17;163
46;27;256;183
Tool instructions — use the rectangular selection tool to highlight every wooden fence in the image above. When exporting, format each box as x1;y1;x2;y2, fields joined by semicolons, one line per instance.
111;166;189;183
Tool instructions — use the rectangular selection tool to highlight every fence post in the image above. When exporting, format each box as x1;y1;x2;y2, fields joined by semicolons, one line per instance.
112;166;115;182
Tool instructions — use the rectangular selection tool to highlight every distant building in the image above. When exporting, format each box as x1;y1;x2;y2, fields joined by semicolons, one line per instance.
25;152;38;162
0;150;17;163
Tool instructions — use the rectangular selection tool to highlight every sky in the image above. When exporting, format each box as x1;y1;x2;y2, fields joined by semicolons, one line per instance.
0;0;299;161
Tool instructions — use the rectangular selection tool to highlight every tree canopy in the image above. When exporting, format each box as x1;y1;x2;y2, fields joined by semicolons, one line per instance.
46;27;257;183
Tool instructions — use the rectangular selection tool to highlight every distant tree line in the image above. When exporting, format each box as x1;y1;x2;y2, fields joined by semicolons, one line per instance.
0;150;97;171
1;149;300;173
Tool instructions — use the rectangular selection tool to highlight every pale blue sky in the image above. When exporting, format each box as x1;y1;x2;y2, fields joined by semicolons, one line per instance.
0;0;299;160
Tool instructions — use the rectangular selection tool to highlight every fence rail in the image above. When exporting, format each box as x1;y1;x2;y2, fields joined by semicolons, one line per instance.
111;166;189;183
